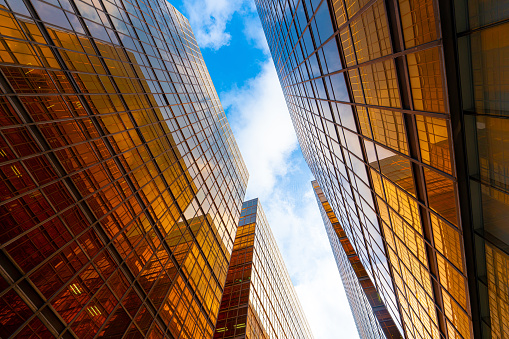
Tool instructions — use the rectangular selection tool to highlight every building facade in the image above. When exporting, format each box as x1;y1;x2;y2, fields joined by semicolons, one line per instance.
314;180;399;339
0;0;248;338
255;0;509;338
214;199;313;339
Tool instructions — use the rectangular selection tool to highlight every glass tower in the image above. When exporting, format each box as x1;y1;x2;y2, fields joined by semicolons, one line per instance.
0;0;248;338
214;199;313;339
314;180;399;339
255;0;509;338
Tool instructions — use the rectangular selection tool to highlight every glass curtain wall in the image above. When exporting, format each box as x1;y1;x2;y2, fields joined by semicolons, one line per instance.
0;0;248;338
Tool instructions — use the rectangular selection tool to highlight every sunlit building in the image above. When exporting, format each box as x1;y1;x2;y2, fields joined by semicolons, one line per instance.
0;0;248;338
213;199;313;339
255;0;509;338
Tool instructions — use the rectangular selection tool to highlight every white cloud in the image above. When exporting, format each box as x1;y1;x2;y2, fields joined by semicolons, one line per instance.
221;54;359;338
222;60;298;199
182;0;252;50
242;15;270;55
182;1;360;336
263;185;360;339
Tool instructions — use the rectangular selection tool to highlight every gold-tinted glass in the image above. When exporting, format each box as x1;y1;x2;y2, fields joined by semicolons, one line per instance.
350;0;391;63
424;168;458;226
485;242;509;339
215;200;313;339
416;115;452;174
477;116;509;189
341;27;357;67
348;69;365;103
431;214;464;271
357;106;373;138
345;0;372;18
332;0;347;27
470;23;509;115
369;108;408;155
360;59;400;108
437;255;468;311
443;290;472;339
375;148;415;196
399;0;437;48
467;0;509;29
0;3;248;338
407;47;446;113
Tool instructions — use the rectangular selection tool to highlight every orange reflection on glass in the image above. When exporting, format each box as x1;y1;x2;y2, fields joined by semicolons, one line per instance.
399;0;437;48
424;168;458;226
416;115;452;174
407;47;446;113
350;0;391;64
485;242;509;339
360;60;400;108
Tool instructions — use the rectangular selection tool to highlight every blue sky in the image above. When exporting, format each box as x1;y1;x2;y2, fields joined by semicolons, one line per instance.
170;1;359;337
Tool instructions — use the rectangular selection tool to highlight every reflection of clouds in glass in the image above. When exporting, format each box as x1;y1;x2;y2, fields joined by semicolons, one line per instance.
32;1;72;30
336;103;356;130
376;143;397;161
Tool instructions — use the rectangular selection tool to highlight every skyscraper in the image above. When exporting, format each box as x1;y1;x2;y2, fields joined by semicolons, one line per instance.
214;199;313;339
0;0;248;338
255;0;509;338
313;180;399;339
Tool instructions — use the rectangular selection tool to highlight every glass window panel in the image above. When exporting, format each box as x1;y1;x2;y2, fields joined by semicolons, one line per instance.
431;214;464;272
340;27;356;67
345;0;372;18
348;69;365;103
357;107;372;138
331;0;347;26
485;242;509;338
314;3;334;43
369;108;408;155
407;47;446;113
437;255;468;310
350;0;391;63
442;290;472;339
467;0;509;29
424;167;459;226
360;59;400;108
322;39;343;73
416;115;452;174
476;116;509;191
480;183;509;246
374;145;415;196
399;0;437;48
469;23;509;115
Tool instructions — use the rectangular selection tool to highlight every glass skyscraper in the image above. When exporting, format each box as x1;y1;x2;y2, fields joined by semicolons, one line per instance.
214;199;313;339
255;0;509;338
314;180;399;339
0;0;248;338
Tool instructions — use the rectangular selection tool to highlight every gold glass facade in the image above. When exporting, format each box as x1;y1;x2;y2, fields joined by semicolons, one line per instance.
313;181;400;339
455;0;509;337
0;0;248;338
254;0;490;337
214;199;313;339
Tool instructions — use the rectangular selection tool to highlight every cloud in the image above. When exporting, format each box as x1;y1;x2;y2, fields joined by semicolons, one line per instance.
262;184;360;339
181;1;360;336
222;60;298;199
242;14;270;55
182;0;253;50
221;55;359;338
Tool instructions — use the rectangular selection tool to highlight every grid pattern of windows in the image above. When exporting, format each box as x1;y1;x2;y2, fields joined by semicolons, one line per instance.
0;0;248;338
313;181;396;339
214;199;313;339
454;0;509;337
254;0;473;338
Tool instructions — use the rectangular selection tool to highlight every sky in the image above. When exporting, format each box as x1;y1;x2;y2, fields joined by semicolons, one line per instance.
169;1;360;337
